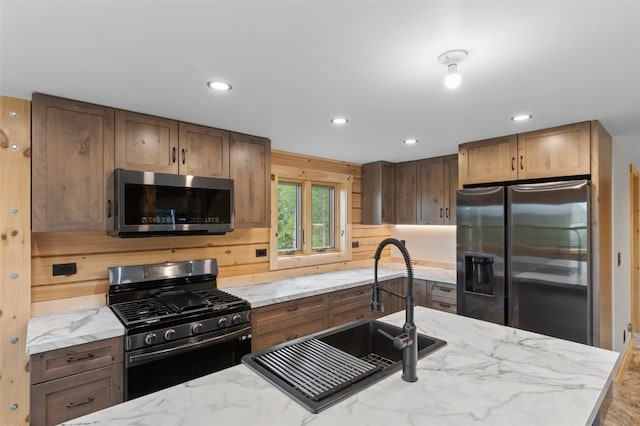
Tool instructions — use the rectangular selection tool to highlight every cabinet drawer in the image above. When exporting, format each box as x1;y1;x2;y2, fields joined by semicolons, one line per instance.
329;285;369;308
31;337;124;384
330;304;372;327
252;295;328;329
431;299;456;314
252;311;328;352
431;282;456;303
30;363;123;426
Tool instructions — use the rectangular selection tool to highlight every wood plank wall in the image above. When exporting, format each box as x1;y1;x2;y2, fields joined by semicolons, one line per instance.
31;150;391;312
1;96;31;425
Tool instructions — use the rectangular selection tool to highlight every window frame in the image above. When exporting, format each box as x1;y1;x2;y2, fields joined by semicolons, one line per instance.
270;165;352;270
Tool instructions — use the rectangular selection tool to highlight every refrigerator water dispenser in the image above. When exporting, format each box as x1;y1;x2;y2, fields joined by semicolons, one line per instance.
465;255;494;295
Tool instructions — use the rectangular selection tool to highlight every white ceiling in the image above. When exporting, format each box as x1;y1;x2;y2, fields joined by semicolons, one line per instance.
2;1;640;165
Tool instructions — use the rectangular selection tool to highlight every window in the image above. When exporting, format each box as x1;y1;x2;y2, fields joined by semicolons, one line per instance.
271;165;352;269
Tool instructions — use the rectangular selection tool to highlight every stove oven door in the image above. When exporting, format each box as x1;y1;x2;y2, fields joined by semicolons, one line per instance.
124;324;251;400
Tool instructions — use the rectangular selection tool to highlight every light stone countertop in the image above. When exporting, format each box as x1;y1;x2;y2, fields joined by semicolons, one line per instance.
223;264;455;308
26;306;124;355
61;306;620;426
25;265;454;355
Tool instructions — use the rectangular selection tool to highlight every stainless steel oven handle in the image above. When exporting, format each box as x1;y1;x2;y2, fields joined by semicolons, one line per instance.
127;326;251;367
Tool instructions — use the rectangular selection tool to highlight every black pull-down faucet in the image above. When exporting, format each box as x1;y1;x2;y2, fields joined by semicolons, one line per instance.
371;237;418;382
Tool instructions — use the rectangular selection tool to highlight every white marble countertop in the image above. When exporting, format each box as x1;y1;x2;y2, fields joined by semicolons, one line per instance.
26;306;125;355
62;306;619;426
25;265;453;355
224;264;455;308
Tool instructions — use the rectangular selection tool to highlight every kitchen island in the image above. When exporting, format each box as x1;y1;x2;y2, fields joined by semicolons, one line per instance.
61;306;619;426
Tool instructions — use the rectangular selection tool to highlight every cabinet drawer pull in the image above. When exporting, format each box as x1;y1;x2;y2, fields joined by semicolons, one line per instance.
440;208;444;218
172;147;176;163
438;302;452;308
286;306;298;312
520;155;524;170
181;148;186;165
355;290;364;296
66;396;95;408
355;314;364;319
66;352;95;363
437;287;452;292
445;207;449;219
286;335;299;341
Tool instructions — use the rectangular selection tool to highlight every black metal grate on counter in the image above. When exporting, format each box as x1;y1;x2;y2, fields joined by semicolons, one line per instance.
254;339;382;402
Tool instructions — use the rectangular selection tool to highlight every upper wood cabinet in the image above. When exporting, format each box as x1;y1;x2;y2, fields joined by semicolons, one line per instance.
458;135;517;185
517;122;590;180
230;132;271;228
458;122;592;186
115;111;179;174
361;161;395;224
32;94;115;232
179;122;230;178
395;161;417;224
417;155;458;225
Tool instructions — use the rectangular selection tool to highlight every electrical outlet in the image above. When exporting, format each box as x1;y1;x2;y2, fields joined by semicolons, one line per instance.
255;248;267;257
352;241;359;248
52;262;77;276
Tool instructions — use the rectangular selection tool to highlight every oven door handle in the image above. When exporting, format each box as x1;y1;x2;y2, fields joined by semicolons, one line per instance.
127;326;251;367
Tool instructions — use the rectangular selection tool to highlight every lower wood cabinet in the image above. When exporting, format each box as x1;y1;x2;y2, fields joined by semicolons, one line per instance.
251;279;409;351
30;337;123;426
429;281;457;314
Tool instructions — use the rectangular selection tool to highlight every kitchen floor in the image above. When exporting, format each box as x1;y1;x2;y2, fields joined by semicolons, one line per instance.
603;343;640;425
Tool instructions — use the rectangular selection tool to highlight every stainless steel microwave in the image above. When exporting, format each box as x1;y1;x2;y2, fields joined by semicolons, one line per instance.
110;169;234;237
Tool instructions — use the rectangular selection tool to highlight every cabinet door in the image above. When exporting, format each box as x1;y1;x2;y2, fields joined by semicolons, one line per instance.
32;94;114;231
229;132;271;228
413;279;430;307
115;110;179;174
517;122;591;180
445;154;458;224
178;122;230;178
458;135;517;186
395;161;417;224
30;363;123;426
417;157;446;224
361;161;395;224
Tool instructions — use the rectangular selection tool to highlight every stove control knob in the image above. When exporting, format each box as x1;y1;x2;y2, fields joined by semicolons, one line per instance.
217;317;228;328
231;314;243;325
191;322;203;334
164;329;176;341
145;332;158;345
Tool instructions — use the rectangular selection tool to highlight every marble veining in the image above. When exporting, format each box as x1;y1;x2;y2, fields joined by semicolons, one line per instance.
223;264;455;308
62;307;619;426
26;306;124;355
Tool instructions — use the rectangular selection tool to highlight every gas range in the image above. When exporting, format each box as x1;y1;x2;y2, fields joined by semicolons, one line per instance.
107;259;252;400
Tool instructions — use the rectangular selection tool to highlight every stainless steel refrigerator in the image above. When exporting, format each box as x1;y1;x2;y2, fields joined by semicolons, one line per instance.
456;180;593;345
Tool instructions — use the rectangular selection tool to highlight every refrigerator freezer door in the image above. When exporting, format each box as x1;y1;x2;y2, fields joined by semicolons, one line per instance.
508;180;591;344
456;186;506;325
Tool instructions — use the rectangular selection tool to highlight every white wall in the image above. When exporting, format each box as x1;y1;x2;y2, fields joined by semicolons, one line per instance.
611;141;632;353
390;225;456;266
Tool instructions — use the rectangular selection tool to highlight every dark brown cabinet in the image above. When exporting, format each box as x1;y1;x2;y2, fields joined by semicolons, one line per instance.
30;337;123;426
361;161;395;224
395;161;417;224
114;110;179;174
417;155;458;224
230;132;271;228
32;94;115;232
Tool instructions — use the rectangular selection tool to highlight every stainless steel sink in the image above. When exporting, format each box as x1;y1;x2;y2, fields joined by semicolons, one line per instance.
242;318;446;413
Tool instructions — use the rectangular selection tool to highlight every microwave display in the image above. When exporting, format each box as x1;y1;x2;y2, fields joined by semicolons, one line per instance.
124;183;231;226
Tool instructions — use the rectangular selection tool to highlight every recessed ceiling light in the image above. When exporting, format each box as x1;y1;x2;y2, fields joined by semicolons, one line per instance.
403;139;418;145
207;80;232;91
511;114;533;122
331;117;349;125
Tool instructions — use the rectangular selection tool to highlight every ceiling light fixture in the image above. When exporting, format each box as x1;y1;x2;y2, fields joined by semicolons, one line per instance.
511;114;533;122
207;80;232;91
437;49;468;89
403;139;418;145
331;117;349;125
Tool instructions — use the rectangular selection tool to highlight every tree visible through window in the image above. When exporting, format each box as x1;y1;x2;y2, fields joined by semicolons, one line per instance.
277;182;300;252
311;185;334;249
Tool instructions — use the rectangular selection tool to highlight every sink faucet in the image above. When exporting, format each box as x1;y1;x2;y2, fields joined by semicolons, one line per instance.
371;237;418;383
